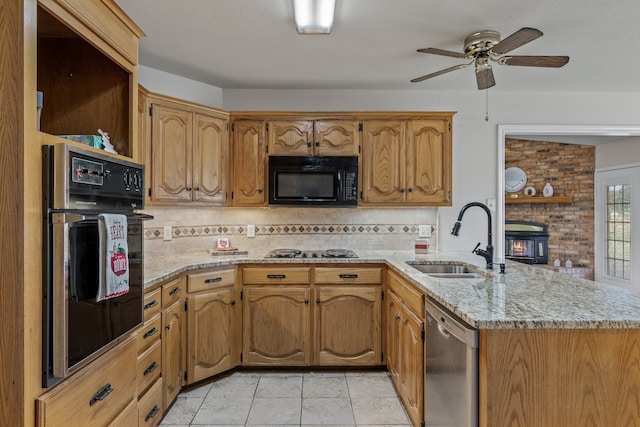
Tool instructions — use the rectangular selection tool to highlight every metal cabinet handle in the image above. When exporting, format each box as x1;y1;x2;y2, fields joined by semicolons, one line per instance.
257;188;263;193
143;361;158;376
267;274;285;279
307;141;312;147
400;188;405;193
339;274;358;279
316;299;320;304
231;300;236;305
195;186;200;191
166;324;172;331
205;277;222;284
143;327;158;339
89;383;113;406
187;186;192;191
315;141;319;146
144;300;159;310
304;299;309;304
395;314;401;320
169;287;181;296
407;188;413;192
145;405;160;422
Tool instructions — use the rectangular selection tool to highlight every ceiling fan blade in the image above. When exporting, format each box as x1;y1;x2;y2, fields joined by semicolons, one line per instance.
417;47;468;59
499;55;570;67
492;27;543;55
476;66;495;90
410;63;470;83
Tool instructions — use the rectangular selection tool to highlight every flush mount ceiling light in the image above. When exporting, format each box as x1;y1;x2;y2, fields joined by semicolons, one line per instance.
293;0;336;34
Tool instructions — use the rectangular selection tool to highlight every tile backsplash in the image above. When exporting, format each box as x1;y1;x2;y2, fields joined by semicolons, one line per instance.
142;206;438;258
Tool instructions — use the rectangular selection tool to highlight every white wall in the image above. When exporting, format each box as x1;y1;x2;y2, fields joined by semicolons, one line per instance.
138;65;224;108
596;137;640;169
136;66;640;255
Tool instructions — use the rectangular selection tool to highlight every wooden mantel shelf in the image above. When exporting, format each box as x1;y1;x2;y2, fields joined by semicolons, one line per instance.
505;195;573;204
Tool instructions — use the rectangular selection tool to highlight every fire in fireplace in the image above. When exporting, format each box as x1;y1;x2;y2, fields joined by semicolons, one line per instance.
505;220;549;264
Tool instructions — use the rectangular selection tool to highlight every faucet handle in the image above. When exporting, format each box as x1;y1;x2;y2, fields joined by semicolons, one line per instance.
472;242;481;253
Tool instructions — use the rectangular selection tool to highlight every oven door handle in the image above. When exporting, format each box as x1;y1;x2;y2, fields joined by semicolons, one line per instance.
51;212;154;224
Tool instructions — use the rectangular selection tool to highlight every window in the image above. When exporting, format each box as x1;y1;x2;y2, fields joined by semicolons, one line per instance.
605;184;631;280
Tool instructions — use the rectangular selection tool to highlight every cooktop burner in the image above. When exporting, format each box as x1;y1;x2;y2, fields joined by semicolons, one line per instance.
265;248;358;259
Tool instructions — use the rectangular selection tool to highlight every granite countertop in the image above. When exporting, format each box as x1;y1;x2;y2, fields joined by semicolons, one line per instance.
144;249;640;330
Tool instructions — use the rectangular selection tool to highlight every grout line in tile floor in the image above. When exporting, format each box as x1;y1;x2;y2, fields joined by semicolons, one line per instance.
159;369;412;426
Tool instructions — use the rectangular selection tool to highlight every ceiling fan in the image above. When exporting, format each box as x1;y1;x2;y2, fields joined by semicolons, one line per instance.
411;27;569;90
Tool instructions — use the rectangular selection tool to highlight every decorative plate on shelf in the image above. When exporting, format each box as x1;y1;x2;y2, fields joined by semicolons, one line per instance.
505;167;527;192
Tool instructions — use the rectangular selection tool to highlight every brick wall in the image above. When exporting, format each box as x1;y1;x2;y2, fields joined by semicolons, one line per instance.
505;139;595;268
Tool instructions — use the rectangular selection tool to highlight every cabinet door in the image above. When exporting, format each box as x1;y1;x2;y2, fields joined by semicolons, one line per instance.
314;120;360;156
398;302;424;427
361;120;405;203
187;287;237;384
232;120;267;205
162;298;185;409
386;291;403;385
150;102;193;202
314;286;381;365
268;120;313;156
243;287;311;365
405;119;451;205
193;113;228;204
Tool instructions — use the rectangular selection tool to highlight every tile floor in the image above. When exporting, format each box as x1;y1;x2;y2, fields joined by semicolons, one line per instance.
159;369;411;426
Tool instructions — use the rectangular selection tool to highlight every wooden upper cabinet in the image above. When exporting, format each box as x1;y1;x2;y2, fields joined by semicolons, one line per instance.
405;119;451;204
193;113;228;203
150;102;193;202
232;120;267;206
268;120;313;156
315;120;360;156
361;116;452;206
268;119;359;156
146;94;229;205
361;120;405;203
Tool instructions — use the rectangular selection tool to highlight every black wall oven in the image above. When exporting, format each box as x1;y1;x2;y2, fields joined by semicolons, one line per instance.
268;156;358;206
42;143;152;387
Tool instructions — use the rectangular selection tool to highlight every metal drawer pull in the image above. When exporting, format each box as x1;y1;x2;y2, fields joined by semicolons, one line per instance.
143;361;158;376
267;274;286;279
144;300;159;310
395;314;401;320
205;277;222;283
169;287;181;296
145;405;160;422
339;274;358;279
89;383;113;406
143;327;158;339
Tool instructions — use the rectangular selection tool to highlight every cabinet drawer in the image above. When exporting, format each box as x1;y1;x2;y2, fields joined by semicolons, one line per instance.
387;270;424;316
138;378;163;427
137;314;162;353
109;398;138;427
188;268;236;292
162;277;184;307
36;335;137;427
143;288;162;321
315;267;383;284
243;267;311;284
137;340;162;397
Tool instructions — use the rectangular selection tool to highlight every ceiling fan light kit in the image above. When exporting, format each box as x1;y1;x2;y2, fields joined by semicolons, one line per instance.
293;0;336;34
411;27;570;89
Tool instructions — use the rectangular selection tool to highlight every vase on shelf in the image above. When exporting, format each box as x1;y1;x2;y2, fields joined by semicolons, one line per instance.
543;182;554;197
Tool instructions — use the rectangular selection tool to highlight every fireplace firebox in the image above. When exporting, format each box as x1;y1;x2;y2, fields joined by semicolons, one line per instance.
505;220;549;265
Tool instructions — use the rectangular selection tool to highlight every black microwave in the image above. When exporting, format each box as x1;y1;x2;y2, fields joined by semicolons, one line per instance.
268;156;358;206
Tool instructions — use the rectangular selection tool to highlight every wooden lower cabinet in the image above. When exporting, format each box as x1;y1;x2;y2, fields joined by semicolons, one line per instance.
161;278;186;409
187;267;239;384
386;270;425;427
314;286;382;365
243;286;312;365
36;335;138;427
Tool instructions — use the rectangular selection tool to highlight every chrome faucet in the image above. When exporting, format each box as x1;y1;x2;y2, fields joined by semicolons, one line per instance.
451;202;494;269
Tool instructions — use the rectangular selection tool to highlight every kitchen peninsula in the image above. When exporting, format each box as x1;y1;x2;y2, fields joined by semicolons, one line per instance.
145;249;640;427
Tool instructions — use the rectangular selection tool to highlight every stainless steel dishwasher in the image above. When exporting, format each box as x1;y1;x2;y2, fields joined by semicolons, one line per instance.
425;298;478;427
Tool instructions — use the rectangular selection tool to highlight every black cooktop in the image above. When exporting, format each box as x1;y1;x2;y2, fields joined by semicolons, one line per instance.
264;248;358;259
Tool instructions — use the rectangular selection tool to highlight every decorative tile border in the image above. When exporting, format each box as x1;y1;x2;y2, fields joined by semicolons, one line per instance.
145;223;432;240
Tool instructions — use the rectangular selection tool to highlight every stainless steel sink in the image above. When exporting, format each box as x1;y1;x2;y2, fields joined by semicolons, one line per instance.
405;262;483;278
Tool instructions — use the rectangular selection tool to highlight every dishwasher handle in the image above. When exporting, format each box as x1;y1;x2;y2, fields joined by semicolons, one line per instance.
426;298;478;348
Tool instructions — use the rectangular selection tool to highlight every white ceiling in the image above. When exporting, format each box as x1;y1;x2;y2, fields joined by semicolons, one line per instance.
116;0;640;93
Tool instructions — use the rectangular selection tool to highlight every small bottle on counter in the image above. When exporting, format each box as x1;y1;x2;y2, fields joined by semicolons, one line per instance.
565;259;572;268
415;239;430;254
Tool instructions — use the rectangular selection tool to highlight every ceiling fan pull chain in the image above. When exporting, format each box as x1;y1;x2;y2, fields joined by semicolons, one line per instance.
485;89;490;122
